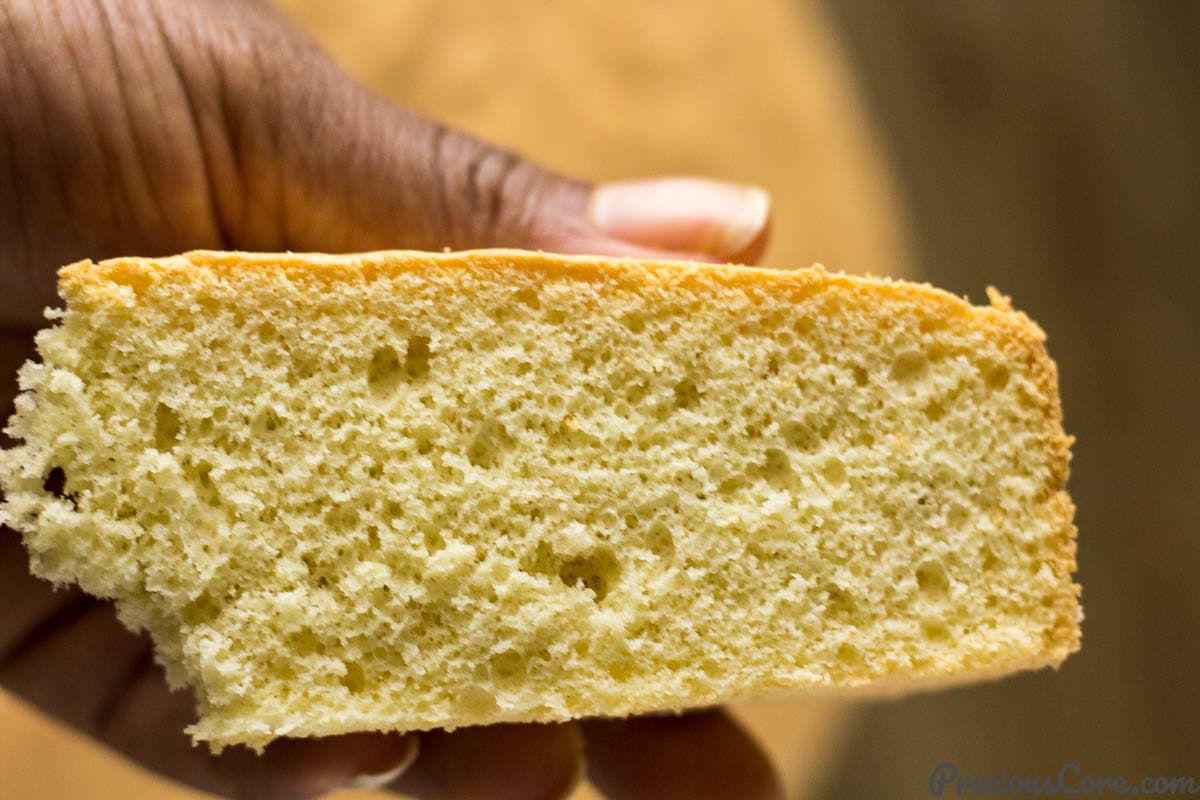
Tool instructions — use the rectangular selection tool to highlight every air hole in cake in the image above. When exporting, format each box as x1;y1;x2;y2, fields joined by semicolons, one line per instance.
557;548;620;602
43;466;67;498
625;383;648;405
919;315;948;334
380;501;404;524
183;593;221;626
341;661;366;693
154;403;181;451
323;503;360;530
793;314;815;335
947;503;971;526
981;359;1011;390
290;353;320;380
981;544;1001;572
459;685;499;713
404;335;431;380
467;420;512;468
606;658;635;681
782;416;833;452
836;642;862;666
571;348;596;370
413;427;436;455
916;561;951;598
643;520;675;557
290;627;324;657
921;620;951;641
924;397;948;422
42;467;78;509
718;475;747;495
673;377;701;409
513;287;540;309
821;457;847;485
488;649;526;681
853;430;876;447
138;508;170;528
890;351;927;382
823;584;858;620
761;448;792;487
424;528;446;553
252;407;283;435
366;345;402;398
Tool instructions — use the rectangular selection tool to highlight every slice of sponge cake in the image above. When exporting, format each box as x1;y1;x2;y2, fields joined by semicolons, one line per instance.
0;249;1080;750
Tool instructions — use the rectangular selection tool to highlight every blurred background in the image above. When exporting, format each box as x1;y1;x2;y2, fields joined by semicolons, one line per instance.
1;0;1196;797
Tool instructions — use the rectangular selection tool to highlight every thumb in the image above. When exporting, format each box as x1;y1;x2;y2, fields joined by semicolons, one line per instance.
245;24;770;262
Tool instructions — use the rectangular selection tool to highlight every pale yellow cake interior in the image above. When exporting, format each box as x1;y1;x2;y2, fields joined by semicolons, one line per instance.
0;250;1079;749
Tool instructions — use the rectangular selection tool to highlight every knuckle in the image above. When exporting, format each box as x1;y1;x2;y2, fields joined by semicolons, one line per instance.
466;146;521;243
434;130;536;247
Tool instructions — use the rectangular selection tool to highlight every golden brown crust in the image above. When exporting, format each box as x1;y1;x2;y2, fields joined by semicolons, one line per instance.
62;248;1020;324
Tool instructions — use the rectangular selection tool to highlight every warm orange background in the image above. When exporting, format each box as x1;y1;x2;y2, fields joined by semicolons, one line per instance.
0;1;906;798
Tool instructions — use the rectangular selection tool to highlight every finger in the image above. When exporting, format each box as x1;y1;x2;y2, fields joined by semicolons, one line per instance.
97;665;231;796
0;591;153;734
102;662;418;800
587;178;772;264
188;10;772;263
285;88;773;264
581;709;784;800
0;527;89;656
389;722;584;800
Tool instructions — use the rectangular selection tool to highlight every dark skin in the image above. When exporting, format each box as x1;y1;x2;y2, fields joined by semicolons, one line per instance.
0;1;777;798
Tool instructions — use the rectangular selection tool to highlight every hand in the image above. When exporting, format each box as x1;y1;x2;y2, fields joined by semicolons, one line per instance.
0;1;778;798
